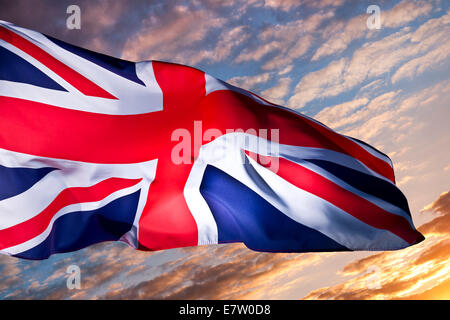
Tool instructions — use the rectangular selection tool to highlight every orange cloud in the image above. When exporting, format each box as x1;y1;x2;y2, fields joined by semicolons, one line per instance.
100;244;325;300
303;190;450;300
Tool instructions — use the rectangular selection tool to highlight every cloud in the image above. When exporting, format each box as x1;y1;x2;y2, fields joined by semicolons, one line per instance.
313;97;369;130
289;11;449;109
341;89;403;140
293;33;410;108
234;41;282;63
382;0;433;28
307;0;346;9
227;72;272;91
238;0;346;12
397;175;413;187
234;12;334;69
0;240;328;300
392;18;450;83
420;191;450;215
102;245;325;299
261;35;315;71
0;256;21;293
264;0;346;10
193;26;251;64
311;15;366;62
278;64;293;75
121;1;349;67
417;192;450;237
263;0;303;11
0;242;163;299
0;0;131;56
288;57;347;108
311;0;433;62
260;77;291;104
303;189;450;300
341;81;449;143
121;4;227;64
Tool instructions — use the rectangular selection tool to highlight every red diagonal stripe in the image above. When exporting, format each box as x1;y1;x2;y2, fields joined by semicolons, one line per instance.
0;177;142;250
211;85;394;182
202;90;395;183
0;26;117;99
245;151;424;245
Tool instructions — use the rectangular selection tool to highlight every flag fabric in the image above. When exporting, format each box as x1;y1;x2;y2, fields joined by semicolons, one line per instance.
0;21;424;260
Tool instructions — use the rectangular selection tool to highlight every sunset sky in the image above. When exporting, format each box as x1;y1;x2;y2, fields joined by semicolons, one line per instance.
0;0;449;299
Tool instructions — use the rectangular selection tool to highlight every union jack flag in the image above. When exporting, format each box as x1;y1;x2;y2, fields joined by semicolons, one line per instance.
0;21;424;260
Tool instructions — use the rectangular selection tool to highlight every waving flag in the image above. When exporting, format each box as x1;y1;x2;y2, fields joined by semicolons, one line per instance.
0;21;424;260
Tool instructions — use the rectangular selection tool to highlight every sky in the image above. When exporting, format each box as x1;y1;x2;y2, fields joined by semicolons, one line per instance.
0;0;449;299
